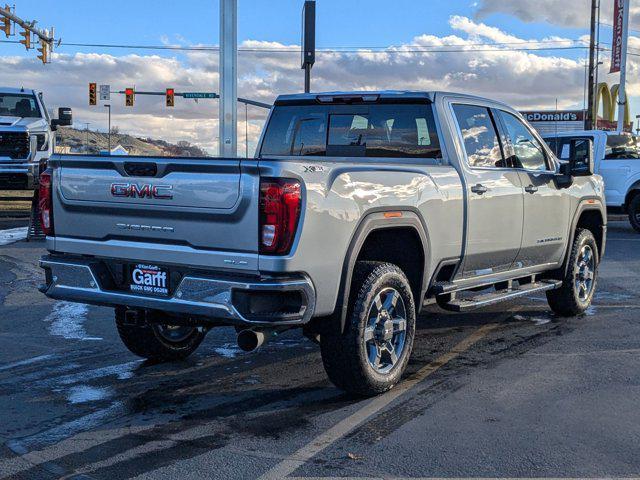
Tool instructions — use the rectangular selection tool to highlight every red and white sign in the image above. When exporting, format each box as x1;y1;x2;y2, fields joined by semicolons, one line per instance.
610;0;625;73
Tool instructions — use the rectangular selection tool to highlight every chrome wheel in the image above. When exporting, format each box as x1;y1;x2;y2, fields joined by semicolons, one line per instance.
574;245;595;302
154;324;196;343
364;287;407;374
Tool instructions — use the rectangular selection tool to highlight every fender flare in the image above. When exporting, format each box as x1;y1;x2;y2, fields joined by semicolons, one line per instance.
625;180;640;205
333;208;431;333
561;199;606;276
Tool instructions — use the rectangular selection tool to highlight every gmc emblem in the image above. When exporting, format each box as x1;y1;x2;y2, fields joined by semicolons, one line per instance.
110;183;173;200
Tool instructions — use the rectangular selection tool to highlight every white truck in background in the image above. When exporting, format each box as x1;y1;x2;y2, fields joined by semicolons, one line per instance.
0;87;72;189
544;130;640;232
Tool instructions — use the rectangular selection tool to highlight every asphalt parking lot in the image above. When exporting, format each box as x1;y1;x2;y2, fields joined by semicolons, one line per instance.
0;221;638;480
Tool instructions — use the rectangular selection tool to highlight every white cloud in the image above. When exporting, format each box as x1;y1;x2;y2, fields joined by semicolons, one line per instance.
475;0;640;29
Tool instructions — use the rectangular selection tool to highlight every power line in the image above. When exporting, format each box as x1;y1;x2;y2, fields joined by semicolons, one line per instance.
0;38;588;54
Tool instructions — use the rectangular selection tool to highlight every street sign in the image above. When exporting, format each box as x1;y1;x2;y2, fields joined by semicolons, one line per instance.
183;92;217;99
99;84;110;101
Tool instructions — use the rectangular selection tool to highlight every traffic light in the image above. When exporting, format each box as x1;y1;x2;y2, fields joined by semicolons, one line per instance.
125;88;134;107
89;83;97;106
1;6;10;37
37;39;48;64
166;88;175;107
18;28;30;49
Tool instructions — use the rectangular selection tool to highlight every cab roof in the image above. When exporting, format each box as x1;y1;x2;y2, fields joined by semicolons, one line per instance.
273;90;515;111
0;87;36;95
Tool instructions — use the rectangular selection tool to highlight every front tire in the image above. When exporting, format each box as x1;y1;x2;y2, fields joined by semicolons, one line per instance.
629;194;640;233
115;308;206;362
546;229;599;316
320;261;416;396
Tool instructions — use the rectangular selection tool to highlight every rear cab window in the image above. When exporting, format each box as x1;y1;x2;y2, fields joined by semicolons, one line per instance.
260;103;441;159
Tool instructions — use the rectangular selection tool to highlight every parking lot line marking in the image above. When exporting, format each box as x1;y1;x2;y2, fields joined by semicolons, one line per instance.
259;322;500;480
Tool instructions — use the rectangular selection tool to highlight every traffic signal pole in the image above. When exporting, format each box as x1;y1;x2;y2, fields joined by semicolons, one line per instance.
219;0;238;158
0;5;54;63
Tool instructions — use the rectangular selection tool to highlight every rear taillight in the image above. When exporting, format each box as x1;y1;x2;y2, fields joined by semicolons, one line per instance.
38;168;54;236
259;178;301;255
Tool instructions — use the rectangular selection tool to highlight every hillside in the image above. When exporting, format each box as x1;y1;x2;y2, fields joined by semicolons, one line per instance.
55;127;209;157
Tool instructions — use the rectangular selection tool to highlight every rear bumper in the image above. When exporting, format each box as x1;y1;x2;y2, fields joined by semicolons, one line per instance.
39;256;316;327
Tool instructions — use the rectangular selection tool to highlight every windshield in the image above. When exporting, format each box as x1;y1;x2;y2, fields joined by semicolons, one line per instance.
0;93;42;118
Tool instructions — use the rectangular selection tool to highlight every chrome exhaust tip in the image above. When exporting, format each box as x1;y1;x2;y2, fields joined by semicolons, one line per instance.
237;329;268;352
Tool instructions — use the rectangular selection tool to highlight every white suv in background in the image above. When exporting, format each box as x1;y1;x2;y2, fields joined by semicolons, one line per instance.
544;130;640;232
0;87;72;189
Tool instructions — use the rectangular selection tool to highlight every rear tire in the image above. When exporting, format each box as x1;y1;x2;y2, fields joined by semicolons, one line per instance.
320;261;416;396
546;229;599;316
115;308;206;362
629;194;640;233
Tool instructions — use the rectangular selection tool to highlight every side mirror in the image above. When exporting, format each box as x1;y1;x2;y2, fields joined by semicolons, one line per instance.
51;107;73;130
555;161;573;189
567;138;594;176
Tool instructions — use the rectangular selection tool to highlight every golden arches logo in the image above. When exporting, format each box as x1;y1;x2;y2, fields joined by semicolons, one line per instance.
593;82;630;125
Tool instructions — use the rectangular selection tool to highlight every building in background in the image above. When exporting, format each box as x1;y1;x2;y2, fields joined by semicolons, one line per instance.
522;110;587;135
523;109;633;135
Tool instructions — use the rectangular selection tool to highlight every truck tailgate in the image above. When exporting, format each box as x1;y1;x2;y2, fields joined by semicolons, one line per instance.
49;155;259;270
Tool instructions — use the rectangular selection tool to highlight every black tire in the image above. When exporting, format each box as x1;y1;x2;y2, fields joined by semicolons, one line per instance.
115;308;206;361
546;229;599;316
320;261;416;396
629;194;640;233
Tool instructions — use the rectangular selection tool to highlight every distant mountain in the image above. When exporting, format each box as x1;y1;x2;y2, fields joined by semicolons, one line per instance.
55;127;209;157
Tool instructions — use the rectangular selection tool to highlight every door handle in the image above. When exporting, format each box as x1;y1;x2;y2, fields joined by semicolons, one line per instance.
471;184;488;195
525;185;538;194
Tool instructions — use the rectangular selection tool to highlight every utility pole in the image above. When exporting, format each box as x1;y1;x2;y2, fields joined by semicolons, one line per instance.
104;104;111;154
586;0;597;130
617;0;630;132
219;0;237;158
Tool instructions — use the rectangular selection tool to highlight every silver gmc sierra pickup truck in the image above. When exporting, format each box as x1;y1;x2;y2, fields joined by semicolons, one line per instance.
39;91;607;396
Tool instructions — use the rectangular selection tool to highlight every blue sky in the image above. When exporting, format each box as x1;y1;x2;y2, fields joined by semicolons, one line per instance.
4;0;592;57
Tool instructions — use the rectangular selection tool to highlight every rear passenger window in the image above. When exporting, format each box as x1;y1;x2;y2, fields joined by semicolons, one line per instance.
452;104;505;168
498;111;549;171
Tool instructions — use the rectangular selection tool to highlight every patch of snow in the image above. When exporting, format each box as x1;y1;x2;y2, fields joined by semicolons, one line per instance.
0;227;28;246
214;343;242;358
48;361;141;387
0;354;56;372
66;385;113;404
44;301;101;341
